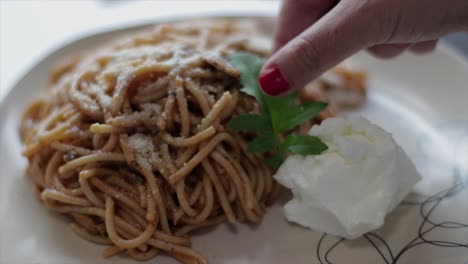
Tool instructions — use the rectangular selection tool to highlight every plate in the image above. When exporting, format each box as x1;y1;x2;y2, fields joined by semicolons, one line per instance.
1;15;467;264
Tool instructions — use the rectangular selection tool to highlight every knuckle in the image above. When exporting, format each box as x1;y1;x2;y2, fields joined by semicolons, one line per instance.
351;0;400;45
371;1;403;43
291;36;322;73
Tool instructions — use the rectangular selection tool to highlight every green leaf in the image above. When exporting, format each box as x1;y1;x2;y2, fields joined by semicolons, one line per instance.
264;94;326;135
228;114;271;132
228;52;266;110
283;134;328;155
264;93;297;135
278;101;328;132
247;131;280;153
265;152;286;169
228;52;329;169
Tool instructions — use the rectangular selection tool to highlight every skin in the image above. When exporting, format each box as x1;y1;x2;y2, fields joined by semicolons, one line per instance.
262;0;468;94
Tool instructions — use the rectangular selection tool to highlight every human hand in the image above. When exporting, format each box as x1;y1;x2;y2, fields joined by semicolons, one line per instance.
258;0;468;95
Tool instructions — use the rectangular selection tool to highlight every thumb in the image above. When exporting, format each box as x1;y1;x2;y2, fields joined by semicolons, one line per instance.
259;1;388;96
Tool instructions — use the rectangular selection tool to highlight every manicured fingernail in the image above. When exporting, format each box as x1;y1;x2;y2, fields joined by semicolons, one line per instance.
258;66;290;96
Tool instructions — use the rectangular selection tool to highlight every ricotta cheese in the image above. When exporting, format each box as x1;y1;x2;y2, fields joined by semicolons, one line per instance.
274;116;421;239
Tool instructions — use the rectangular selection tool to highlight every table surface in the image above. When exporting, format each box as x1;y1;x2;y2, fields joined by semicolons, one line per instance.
1;0;466;102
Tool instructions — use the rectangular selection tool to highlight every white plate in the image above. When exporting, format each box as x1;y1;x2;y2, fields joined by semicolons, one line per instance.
1;16;467;264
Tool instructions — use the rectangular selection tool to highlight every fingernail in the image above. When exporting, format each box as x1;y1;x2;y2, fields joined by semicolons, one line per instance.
258;66;290;96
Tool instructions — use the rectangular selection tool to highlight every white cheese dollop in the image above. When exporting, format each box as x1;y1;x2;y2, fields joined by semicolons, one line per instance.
274;116;421;239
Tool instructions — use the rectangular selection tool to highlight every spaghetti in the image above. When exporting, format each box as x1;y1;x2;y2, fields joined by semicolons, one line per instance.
20;19;365;263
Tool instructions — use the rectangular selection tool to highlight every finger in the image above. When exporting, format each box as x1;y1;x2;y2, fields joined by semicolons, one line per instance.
367;43;410;59
409;40;438;54
259;0;387;96
273;0;336;52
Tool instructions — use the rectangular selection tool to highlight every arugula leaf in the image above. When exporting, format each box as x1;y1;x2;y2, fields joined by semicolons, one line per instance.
228;52;329;169
247;131;280;153
283;134;328;155
228;114;270;132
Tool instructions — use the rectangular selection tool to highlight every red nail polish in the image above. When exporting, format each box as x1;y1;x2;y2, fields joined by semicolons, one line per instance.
258;66;290;96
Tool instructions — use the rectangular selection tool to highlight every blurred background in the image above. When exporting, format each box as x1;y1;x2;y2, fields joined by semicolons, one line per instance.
1;0;467;102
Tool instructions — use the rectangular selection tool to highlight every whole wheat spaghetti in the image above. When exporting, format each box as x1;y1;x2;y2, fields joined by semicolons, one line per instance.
20;19;365;263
